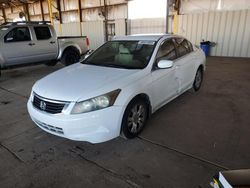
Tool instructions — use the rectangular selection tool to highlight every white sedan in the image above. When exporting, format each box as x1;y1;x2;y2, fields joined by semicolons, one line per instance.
27;34;206;143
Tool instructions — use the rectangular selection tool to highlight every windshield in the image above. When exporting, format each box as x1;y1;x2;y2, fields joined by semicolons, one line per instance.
82;40;156;69
0;26;9;37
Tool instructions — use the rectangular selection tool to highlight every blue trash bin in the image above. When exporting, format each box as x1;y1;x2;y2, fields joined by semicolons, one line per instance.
200;41;211;57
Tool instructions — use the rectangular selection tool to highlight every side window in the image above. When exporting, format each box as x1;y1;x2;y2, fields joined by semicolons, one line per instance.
156;39;177;61
34;27;52;40
4;27;31;42
174;38;191;57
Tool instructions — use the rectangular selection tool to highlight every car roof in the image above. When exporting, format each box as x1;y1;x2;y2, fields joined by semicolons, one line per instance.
113;33;178;41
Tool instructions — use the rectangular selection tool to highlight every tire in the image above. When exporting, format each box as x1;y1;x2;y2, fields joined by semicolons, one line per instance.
193;67;203;91
61;48;80;66
45;60;57;66
121;98;148;139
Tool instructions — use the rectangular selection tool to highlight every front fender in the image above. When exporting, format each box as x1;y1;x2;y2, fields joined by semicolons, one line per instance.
115;73;153;114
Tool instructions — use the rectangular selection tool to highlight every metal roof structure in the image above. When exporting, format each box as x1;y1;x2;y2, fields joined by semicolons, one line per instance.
0;0;38;8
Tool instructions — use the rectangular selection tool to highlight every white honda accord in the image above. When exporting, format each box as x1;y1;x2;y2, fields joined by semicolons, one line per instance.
27;34;205;143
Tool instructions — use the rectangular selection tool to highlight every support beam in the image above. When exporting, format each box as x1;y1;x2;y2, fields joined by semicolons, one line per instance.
166;0;169;33
24;3;30;21
78;0;82;22
173;12;178;34
47;0;54;24
56;0;62;24
104;0;108;41
78;0;82;36
40;0;45;21
2;8;6;23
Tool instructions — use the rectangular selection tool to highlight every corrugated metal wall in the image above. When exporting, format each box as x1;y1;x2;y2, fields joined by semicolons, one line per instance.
81;21;105;49
128;18;166;34
177;9;250;57
115;19;126;36
127;18;172;35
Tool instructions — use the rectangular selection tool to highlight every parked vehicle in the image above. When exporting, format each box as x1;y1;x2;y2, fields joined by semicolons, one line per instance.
0;21;89;76
27;34;206;143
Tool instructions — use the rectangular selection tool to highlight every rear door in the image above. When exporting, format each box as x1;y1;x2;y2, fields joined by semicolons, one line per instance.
32;26;58;61
173;38;196;92
3;26;36;65
151;39;179;109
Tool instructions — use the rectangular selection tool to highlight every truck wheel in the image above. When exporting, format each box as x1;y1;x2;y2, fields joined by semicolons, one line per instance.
61;48;80;66
45;60;58;66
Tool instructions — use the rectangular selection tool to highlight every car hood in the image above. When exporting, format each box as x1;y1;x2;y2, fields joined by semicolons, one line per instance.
33;63;139;102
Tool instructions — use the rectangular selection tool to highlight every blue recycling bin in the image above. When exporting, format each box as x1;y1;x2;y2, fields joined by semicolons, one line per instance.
200;41;211;57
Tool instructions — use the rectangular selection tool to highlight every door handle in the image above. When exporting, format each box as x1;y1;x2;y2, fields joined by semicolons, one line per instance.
28;43;35;46
50;41;56;44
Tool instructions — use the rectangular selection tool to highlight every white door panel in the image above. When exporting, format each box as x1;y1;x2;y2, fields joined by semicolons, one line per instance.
175;53;195;92
151;66;179;109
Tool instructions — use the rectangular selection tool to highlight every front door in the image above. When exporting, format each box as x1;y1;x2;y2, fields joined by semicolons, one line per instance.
151;39;179;110
3;26;36;65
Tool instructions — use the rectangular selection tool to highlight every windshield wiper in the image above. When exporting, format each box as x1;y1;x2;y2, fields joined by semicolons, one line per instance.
82;61;141;69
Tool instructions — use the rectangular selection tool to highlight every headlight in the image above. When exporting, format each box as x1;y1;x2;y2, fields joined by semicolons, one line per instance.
71;89;121;114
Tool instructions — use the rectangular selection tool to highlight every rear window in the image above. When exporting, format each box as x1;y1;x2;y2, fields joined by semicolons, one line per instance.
34;27;51;40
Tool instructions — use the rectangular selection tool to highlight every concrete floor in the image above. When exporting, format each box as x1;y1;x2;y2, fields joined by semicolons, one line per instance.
0;57;249;188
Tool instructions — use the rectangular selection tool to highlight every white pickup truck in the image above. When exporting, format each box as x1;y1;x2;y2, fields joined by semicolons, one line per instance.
0;21;89;76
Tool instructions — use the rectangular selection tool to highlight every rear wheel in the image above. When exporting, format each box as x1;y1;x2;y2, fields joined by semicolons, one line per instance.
193;67;203;91
121;98;148;139
61;48;80;66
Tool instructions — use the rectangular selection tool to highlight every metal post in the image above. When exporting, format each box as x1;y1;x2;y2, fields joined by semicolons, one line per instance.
24;3;30;21
47;0;54;25
2;8;6;23
166;0;169;33
104;0;108;41
78;0;82;36
40;0;45;21
78;0;82;22
56;0;62;24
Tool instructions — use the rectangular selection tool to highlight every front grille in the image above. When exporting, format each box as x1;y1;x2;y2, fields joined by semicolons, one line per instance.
34;119;64;135
33;94;66;114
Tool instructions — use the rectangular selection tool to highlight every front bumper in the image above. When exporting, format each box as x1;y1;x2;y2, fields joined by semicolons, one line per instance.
27;99;124;143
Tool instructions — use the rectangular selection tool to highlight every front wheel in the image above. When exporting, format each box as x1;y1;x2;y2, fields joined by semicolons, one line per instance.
121;99;148;139
61;48;80;66
193;67;203;91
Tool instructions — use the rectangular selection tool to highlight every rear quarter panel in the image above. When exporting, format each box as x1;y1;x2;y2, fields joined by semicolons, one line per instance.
57;37;88;59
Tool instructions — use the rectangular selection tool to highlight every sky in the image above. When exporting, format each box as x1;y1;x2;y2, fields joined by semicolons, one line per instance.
128;0;167;19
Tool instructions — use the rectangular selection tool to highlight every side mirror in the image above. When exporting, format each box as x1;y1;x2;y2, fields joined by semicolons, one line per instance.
157;60;173;69
84;50;94;59
84;54;90;59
